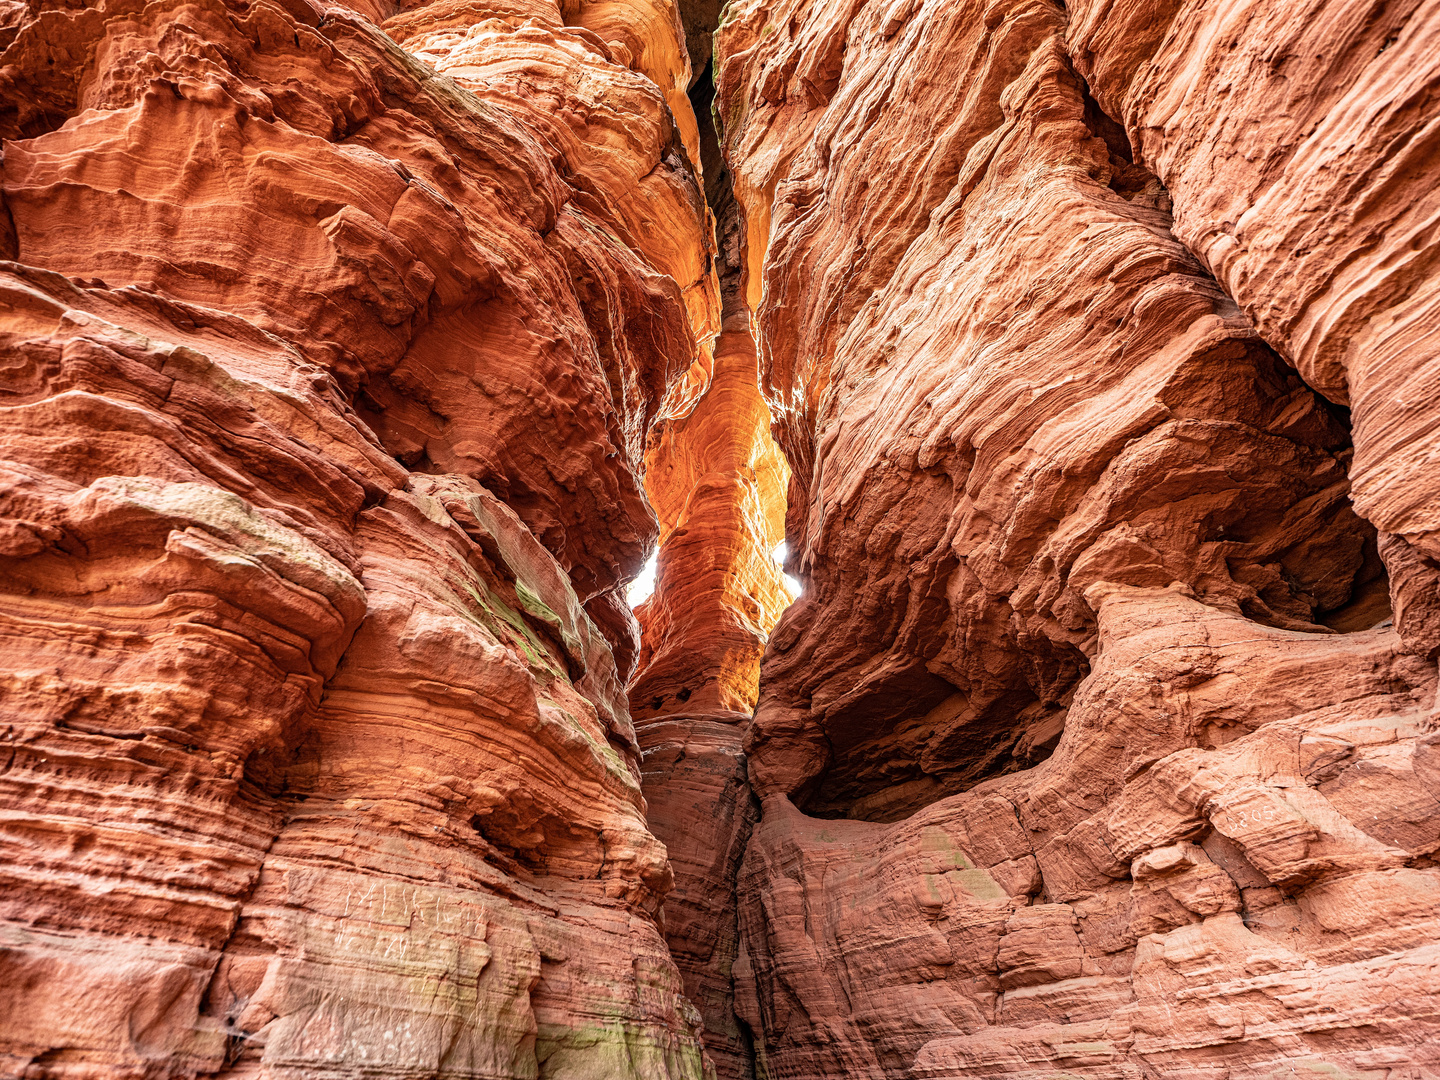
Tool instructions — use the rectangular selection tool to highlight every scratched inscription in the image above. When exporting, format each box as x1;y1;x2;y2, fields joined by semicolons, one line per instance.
1221;804;1280;827
330;879;487;960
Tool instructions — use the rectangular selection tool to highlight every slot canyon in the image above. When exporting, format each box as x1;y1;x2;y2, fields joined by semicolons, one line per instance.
0;0;1438;1074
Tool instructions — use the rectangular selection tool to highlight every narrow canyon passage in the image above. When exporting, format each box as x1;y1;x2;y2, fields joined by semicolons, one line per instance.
0;1;1438;1079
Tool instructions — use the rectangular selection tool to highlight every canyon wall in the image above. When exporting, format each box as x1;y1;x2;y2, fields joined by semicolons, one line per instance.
632;311;788;1080
629;78;790;1076
0;0;722;1075
712;0;1440;1076
2;0;1438;1076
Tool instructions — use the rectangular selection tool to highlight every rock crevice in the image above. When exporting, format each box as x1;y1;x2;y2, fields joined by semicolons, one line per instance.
0;0;720;1074
1;0;1438;1077
687;0;1440;1075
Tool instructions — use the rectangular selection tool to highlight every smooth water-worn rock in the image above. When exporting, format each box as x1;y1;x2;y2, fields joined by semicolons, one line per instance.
0;0;719;1075
713;0;1440;1075
4;0;1438;1074
631;313;788;1080
633;315;791;721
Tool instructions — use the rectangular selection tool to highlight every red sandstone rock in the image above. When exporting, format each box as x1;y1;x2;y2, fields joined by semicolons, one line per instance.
712;0;1440;1074
0;0;719;1074
632;314;790;720
629;314;788;1077
627;59;788;1072
1066;0;1440;584
722;0;1387;814
735;595;1438;1077
4;0;1439;1074
638;713;759;1080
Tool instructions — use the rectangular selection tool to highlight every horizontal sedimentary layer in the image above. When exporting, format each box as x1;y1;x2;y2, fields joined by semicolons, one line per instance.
0;0;723;1075
711;0;1440;1075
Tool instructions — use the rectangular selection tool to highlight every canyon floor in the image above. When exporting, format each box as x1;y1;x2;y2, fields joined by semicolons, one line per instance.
0;0;1437;1077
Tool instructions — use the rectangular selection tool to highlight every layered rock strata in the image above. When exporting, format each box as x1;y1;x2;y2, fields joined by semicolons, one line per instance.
626;54;790;1078
711;0;1440;1075
2;0;1438;1075
0;0;722;1075
632;317;790;722
631;313;788;1080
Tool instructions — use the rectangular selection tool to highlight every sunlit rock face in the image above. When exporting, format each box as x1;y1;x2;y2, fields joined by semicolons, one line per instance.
625;37;791;1072
0;0;720;1075
714;0;1440;1075
632;316;790;722
631;312;788;1080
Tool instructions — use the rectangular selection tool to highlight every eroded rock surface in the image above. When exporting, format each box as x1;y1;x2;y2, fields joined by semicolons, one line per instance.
711;0;1440;1075
631;311;788;1080
633;316;790;722
626;57;789;1076
3;0;1438;1074
1067;0;1440;577
0;0;719;1074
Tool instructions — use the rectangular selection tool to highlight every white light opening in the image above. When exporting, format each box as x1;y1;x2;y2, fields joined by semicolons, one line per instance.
627;553;658;608
772;541;802;597
628;543;800;611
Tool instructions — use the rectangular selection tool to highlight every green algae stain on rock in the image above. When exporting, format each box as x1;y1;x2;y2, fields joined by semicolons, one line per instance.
949;868;1009;903
534;1020;709;1080
920;826;974;869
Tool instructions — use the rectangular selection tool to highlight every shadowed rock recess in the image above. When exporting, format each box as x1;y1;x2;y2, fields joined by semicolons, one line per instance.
0;0;1437;1078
